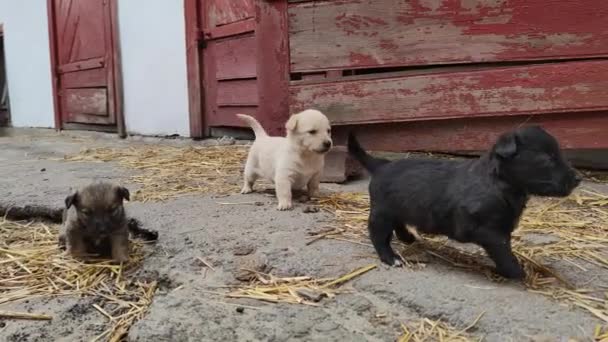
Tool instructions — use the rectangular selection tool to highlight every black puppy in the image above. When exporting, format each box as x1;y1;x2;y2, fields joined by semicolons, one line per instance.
348;126;581;279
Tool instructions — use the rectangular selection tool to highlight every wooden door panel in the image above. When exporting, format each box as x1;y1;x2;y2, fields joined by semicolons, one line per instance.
199;0;258;130
214;35;257;80
50;0;118;127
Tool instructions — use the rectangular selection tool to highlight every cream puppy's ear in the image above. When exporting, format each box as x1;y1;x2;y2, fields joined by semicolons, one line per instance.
285;115;298;132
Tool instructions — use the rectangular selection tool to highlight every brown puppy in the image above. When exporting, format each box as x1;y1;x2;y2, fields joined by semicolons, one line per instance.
58;182;131;262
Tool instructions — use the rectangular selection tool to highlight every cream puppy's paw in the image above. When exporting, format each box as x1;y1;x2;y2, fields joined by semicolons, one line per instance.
277;201;293;211
241;186;253;194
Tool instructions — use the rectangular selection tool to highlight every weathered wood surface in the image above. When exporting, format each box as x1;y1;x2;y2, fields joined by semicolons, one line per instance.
289;0;608;72
331;111;608;153
214;34;257;80
254;0;291;136
290;60;608;125
65;88;107;117
203;0;254;29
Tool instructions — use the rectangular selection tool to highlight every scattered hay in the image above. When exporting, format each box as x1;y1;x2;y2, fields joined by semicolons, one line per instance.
58;144;608;325
595;325;608;342
398;312;484;342
226;264;376;306
0;218;155;341
63;145;249;202
312;189;608;324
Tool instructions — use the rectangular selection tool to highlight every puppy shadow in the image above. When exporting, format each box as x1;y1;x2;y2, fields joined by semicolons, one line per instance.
395;238;511;283
258;188;316;203
395;237;570;287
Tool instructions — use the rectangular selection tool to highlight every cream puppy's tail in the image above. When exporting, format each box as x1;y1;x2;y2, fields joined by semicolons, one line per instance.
236;114;268;138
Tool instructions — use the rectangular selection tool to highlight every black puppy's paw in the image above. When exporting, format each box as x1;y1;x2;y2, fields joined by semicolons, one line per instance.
379;255;403;268
496;265;526;280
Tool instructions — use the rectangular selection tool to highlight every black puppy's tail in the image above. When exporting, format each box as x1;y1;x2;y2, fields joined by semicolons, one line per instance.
347;133;390;174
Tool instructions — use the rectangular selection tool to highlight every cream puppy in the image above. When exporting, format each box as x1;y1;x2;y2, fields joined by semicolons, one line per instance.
237;109;333;210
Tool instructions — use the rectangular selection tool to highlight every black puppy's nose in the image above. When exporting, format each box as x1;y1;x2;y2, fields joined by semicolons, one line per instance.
574;174;582;185
323;140;332;149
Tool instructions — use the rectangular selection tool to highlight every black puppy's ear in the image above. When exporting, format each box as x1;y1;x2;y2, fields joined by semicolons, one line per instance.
65;192;79;209
493;132;518;159
117;186;130;201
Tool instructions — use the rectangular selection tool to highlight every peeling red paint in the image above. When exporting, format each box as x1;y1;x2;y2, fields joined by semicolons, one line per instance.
289;60;608;126
289;0;608;71
348;52;378;66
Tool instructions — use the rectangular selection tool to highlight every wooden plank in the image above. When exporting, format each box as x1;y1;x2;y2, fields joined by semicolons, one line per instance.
214;34;257;80
332;111;608;153
64;88;108;116
47;0;62;129
58;57;104;73
217;79;258;106
108;0;125;138
290;60;608;125
66;112;113;125
255;0;290;136
61;68;106;88
184;0;205;138
288;0;608;72
205;0;254;29
206;18;255;39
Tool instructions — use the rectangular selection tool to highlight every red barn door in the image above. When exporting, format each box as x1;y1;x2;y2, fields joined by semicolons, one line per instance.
48;0;122;133
185;0;258;137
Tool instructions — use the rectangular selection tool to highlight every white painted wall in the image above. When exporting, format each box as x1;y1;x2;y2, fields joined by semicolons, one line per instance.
0;1;56;128
0;0;191;136
117;0;190;137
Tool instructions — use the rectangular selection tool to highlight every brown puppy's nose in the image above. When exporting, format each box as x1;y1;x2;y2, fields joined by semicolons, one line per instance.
323;140;332;149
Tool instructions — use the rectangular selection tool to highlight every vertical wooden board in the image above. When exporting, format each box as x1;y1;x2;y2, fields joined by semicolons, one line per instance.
290;60;608;125
288;0;608;72
216;79;258;106
255;0;290;136
184;0;205;137
64;88;108;116
334;111;608;152
213;35;257;80
205;0;254;28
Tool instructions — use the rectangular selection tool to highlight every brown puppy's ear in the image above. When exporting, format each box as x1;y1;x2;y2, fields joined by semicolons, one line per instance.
493;132;518;159
285;115;298;132
65;192;79;209
116;187;130;202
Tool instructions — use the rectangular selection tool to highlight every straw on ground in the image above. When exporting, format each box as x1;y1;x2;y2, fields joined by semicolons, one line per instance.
0;218;156;341
61;145;608;326
226;264;376;306
398;312;485;342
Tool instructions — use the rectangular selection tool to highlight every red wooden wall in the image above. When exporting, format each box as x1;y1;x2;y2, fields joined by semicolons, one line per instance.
187;0;608;152
284;0;608;152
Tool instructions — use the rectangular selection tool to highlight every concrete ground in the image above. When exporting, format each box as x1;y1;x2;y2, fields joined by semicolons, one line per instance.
0;128;605;342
